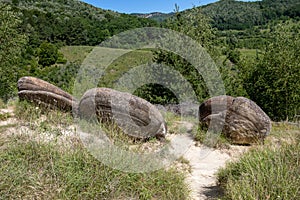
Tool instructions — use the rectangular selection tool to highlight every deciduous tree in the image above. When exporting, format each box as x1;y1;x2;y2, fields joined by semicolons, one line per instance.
0;4;27;101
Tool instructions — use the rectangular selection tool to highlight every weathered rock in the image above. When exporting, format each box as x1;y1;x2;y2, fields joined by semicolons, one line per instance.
78;88;167;139
224;97;272;144
17;76;77;112
199;96;271;144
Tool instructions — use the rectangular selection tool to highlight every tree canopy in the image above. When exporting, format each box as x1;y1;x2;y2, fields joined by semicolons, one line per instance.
0;4;27;101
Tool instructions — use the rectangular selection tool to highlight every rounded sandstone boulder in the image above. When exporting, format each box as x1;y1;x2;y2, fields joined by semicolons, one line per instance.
78;88;167;139
199;95;271;144
17;76;77;112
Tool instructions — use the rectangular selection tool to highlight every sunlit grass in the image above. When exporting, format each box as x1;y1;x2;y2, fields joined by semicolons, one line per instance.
0;100;190;199
60;46;94;63
217;123;300;200
0;138;189;199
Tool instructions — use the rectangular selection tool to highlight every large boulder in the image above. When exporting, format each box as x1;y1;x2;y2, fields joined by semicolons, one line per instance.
17;76;77;112
199;96;271;144
78;88;167;139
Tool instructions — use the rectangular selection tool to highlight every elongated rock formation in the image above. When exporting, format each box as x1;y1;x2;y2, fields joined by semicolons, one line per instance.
78;88;167;139
199;95;271;144
18;76;77;112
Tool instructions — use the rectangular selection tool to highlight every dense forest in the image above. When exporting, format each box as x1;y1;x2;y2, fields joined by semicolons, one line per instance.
136;0;300;49
200;0;300;30
0;0;299;121
140;0;300;30
12;0;158;46
0;0;158;99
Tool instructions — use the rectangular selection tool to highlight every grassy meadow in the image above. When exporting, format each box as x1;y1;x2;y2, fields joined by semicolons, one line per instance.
60;46;94;64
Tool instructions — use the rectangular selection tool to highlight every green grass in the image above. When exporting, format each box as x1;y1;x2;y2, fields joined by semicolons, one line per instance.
0;101;190;199
217;123;300;200
77;118;143;149
98;49;154;88
60;46;154;97
60;46;94;63
194;129;231;149
0;139;189;199
15;100;73;130
0;112;10;121
238;48;261;59
0;99;6;109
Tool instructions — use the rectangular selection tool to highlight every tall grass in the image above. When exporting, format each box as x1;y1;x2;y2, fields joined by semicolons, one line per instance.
14;100;73;128
0;100;190;199
0;139;189;199
217;125;300;200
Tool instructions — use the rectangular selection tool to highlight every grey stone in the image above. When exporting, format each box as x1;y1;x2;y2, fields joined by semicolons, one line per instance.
199;96;271;144
78;88;167;139
199;95;234;121
17;76;77;112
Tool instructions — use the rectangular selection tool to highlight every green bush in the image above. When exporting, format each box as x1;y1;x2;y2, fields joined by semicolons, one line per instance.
239;20;300;121
38;42;59;67
149;7;216;104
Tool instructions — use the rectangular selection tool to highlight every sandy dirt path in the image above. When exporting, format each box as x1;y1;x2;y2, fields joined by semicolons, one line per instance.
174;121;249;200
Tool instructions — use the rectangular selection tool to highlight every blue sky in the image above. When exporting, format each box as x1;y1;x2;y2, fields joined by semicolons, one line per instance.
81;0;258;14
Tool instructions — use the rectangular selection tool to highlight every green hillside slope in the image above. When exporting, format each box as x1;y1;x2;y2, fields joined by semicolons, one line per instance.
201;0;300;30
139;0;300;30
7;0;158;46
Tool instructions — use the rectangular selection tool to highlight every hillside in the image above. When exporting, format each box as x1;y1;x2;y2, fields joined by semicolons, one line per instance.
7;0;158;46
132;12;173;22
135;0;300;30
0;0;158;101
200;0;300;30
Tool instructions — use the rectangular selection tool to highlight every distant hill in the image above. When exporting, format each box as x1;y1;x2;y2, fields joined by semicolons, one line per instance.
131;12;173;22
6;0;158;46
5;0;299;47
133;0;300;30
200;0;300;30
